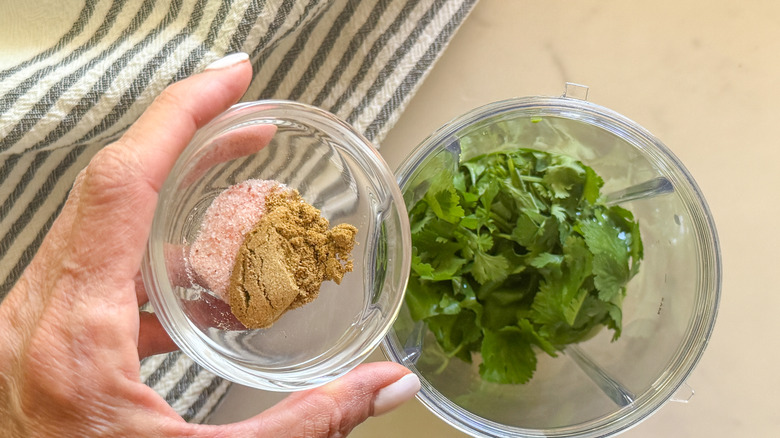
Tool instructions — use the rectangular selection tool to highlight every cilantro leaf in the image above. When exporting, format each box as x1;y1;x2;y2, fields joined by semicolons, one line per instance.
530;252;563;269
518;318;558;357
426;188;465;224
592;253;628;302
583;165;604;204
405;276;444;321
579;219;631;302
471;250;510;285
542;161;585;199
479;327;536;384
427;311;481;363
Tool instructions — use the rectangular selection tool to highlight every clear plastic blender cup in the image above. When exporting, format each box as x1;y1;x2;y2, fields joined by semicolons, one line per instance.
382;85;720;437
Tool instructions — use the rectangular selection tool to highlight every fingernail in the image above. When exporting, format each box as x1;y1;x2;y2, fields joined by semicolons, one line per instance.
205;52;249;70
372;373;421;417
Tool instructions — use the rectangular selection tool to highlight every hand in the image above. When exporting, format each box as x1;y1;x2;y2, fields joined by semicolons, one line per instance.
0;53;420;437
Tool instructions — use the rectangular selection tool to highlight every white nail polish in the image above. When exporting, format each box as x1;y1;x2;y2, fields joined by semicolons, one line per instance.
372;374;421;417
205;52;249;70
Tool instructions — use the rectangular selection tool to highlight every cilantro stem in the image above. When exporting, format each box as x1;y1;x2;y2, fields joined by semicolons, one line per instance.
518;175;543;183
489;211;513;231
508;155;519;187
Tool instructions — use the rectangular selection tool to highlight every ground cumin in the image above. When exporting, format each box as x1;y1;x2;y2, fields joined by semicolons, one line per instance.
227;189;357;329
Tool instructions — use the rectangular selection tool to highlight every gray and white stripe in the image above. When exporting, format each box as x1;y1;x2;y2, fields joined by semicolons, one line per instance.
1;0;478;422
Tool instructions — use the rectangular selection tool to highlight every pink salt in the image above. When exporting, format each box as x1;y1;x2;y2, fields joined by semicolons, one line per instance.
189;179;286;300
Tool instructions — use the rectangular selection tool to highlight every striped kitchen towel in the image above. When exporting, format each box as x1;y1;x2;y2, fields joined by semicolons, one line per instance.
0;0;478;423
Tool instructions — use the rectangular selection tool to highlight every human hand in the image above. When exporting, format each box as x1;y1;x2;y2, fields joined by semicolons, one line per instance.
0;53;420;437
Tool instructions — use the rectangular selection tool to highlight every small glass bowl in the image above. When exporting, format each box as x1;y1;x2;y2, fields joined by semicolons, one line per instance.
382;92;721;437
143;100;411;391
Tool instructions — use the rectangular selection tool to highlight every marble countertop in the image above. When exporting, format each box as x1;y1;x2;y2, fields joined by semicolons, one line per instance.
210;0;779;436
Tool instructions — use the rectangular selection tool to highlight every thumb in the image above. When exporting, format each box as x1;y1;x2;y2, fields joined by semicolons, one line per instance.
192;362;420;438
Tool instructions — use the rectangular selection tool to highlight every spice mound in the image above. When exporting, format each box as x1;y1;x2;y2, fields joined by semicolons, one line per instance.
189;179;282;301
227;189;357;329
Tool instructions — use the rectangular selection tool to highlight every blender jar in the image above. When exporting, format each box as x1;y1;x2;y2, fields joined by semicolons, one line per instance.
382;84;721;437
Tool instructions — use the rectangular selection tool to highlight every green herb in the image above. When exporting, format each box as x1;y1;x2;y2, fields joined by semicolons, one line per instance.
406;137;643;385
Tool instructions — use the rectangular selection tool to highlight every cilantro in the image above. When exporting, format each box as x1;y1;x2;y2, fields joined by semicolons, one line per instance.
480;327;537;384
471;250;510;285
406;137;643;385
426;188;465;224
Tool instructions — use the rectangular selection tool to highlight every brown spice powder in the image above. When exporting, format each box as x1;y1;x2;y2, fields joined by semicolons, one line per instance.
227;189;357;329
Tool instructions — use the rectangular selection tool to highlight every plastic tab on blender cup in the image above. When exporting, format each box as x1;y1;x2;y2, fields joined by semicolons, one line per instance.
670;382;695;403
563;82;590;100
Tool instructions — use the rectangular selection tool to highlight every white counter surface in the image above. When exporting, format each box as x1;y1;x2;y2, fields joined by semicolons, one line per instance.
210;1;780;435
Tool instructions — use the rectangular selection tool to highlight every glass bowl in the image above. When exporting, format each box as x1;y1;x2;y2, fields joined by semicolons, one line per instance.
143;100;411;391
382;92;721;437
